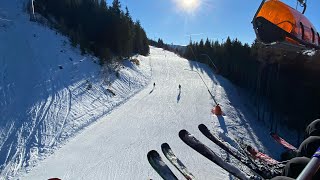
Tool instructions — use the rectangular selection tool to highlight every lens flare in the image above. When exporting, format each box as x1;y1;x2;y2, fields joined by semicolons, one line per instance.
173;0;201;14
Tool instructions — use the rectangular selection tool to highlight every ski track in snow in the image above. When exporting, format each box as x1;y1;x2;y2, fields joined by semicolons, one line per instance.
0;1;151;178
17;47;285;180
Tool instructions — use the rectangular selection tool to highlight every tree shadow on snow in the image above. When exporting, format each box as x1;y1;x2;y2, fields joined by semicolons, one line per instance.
187;60;205;74
184;57;281;159
213;75;282;159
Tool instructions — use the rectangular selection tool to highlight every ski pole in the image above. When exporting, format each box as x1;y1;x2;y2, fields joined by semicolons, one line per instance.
296;147;320;180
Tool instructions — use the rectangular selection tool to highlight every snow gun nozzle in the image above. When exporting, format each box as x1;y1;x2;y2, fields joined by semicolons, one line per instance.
212;105;222;116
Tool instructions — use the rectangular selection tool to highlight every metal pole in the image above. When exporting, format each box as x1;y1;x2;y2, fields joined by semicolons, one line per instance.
252;0;266;23
297;0;307;14
188;45;197;61
187;35;197;61
201;54;219;73
252;0;266;41
184;69;218;105
185;33;204;61
297;147;320;180
31;0;35;19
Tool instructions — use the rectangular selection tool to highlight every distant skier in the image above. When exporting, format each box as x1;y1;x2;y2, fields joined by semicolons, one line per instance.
178;84;181;90
153;82;156;87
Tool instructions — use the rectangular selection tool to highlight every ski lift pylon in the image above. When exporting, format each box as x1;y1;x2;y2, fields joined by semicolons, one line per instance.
252;0;319;51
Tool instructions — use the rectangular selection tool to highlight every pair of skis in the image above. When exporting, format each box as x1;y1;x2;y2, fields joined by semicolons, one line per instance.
179;129;261;180
148;124;296;179
202;127;297;177
147;131;253;180
148;125;266;179
147;143;195;180
198;124;289;178
229;130;297;166
198;124;281;179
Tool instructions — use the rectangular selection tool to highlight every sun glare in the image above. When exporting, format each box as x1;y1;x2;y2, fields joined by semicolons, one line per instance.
173;0;201;14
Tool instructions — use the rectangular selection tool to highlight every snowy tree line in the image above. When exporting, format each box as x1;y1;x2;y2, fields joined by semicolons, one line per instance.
149;39;185;54
33;0;149;63
149;39;168;50
179;38;320;135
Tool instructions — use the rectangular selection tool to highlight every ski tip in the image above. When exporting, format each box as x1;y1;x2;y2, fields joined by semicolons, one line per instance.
161;143;170;150
198;124;207;130
147;150;162;165
179;129;188;138
147;150;160;158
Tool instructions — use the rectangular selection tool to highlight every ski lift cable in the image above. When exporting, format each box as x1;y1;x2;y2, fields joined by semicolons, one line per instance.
184;69;218;105
297;0;307;14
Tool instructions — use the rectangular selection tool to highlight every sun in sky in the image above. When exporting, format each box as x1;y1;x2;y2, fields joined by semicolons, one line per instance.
173;0;202;15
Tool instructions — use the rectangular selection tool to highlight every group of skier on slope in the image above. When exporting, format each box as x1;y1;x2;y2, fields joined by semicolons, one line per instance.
153;82;181;90
271;119;320;179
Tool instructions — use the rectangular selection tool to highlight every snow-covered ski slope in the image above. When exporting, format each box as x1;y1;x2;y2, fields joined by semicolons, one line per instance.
1;1;297;179
0;0;151;178
19;47;289;180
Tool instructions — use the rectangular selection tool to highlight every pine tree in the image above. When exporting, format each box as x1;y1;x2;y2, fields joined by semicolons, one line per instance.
34;0;149;61
205;38;211;49
125;6;130;18
100;0;107;9
111;0;121;15
157;38;164;48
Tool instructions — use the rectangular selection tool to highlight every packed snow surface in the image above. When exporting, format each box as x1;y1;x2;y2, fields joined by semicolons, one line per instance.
18;47;289;180
1;1;297;179
0;0;150;178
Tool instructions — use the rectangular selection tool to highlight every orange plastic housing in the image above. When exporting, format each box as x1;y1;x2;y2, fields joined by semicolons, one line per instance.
256;0;319;47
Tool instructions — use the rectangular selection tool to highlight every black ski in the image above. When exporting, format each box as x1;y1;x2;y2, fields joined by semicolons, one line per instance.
161;143;195;180
179;129;261;180
198;124;272;179
147;150;178;180
216;130;286;174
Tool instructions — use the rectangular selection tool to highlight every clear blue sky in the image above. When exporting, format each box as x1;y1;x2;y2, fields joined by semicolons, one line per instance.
120;0;320;46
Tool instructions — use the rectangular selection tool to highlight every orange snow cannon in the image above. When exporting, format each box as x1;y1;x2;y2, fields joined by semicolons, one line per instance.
212;104;222;116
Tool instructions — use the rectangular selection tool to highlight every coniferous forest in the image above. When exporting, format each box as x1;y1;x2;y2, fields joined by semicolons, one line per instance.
31;0;320;138
175;37;320;138
33;0;149;63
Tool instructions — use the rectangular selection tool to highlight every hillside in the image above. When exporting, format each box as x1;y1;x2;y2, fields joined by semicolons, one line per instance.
1;1;298;179
19;47;293;180
0;0;151;178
